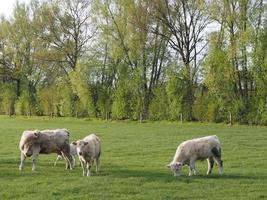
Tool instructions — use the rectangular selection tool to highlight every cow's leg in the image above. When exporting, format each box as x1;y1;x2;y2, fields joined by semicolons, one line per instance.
71;155;76;168
62;151;73;170
61;143;73;170
207;157;214;175
96;157;100;175
19;152;26;170
214;157;223;175
189;160;196;176
193;166;198;175
86;162;91;177
79;158;86;176
54;155;62;166
31;147;40;171
66;154;73;170
32;153;39;171
211;147;223;175
60;152;68;169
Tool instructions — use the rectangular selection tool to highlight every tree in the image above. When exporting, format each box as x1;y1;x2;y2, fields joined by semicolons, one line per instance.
208;0;266;123
69;63;96;117
34;0;95;73
101;0;169;120
0;84;16;116
153;0;210;120
149;86;169;120
0;2;42;115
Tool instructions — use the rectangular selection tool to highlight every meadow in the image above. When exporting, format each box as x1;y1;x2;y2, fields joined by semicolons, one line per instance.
0;116;266;200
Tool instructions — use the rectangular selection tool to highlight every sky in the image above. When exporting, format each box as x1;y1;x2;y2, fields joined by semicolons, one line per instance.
0;0;31;18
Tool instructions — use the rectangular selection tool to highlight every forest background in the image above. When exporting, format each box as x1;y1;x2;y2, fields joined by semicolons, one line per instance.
0;0;266;125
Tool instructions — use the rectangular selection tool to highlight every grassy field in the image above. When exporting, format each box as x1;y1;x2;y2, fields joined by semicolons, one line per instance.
0;116;266;199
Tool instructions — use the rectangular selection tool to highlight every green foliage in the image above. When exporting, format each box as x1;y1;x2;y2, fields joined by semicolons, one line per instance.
130;69;146;120
149;87;169;120
0;84;16;115
206;101;226;123
69;66;96;117
15;91;35;116
193;89;208;122
97;85;112;119
254;100;267;125
37;79;76;117
57;83;74;117
166;72;183;120
111;79;132;120
0;0;266;125
37;85;57;116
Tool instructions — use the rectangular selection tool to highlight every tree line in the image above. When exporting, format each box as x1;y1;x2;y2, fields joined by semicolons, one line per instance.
0;0;266;124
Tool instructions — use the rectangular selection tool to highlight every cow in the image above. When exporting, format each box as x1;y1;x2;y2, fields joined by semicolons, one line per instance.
166;135;223;176
73;134;101;177
54;143;77;167
19;129;73;171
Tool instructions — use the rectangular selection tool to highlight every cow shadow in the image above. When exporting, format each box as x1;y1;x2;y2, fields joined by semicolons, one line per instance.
1;159;266;183
101;164;266;183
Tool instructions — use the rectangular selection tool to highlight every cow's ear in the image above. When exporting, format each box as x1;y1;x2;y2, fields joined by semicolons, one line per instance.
166;163;171;168
72;141;77;145
84;142;88;145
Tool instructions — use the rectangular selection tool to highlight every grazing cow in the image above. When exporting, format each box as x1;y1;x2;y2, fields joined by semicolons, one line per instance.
73;134;101;177
54;143;77;167
167;135;223;176
19;129;73;171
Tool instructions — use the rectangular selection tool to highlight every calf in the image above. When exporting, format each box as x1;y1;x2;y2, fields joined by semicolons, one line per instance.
73;134;101;176
167;135;223;176
19;129;73;171
54;143;77;167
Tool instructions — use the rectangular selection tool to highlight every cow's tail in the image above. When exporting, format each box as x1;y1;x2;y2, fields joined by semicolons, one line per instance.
98;148;101;157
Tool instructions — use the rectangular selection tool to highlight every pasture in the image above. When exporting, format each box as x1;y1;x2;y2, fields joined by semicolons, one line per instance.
0;116;266;199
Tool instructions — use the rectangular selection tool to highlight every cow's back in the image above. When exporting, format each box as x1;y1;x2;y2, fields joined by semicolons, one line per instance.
175;135;221;161
39;129;70;153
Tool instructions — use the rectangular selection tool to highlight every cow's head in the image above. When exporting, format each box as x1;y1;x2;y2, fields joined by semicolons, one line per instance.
166;162;183;176
72;140;88;156
20;130;40;157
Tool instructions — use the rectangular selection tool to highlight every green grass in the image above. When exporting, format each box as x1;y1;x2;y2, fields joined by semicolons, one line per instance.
0;116;266;199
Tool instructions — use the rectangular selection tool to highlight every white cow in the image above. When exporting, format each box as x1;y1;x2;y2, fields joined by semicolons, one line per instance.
167;135;223;176
19;129;73;171
73;134;101;177
54;143;77;167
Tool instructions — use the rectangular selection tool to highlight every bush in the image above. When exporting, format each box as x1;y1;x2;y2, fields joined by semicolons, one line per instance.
0;84;16;116
111;81;132;120
149;87;169;120
15;92;36;116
